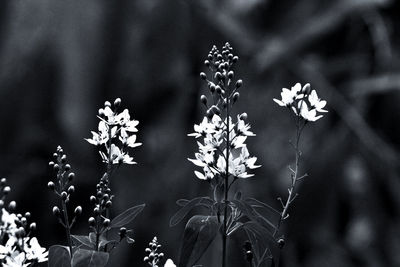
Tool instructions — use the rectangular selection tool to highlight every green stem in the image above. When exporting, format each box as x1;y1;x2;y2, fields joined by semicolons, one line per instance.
222;97;230;267
61;199;73;257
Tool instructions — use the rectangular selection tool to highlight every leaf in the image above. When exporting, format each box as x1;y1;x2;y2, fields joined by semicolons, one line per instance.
176;199;190;206
71;235;94;249
243;222;279;267
110;204;145;228
48;245;72;267
179;215;219;267
245;198;280;215
170;197;214;227
231;199;277;234
227;222;243;236
71;249;109;267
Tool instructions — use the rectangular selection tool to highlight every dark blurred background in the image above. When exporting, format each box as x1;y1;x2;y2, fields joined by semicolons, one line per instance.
0;0;399;266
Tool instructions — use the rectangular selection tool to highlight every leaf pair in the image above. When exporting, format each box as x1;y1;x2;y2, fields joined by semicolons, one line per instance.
170;197;214;227
48;245;109;267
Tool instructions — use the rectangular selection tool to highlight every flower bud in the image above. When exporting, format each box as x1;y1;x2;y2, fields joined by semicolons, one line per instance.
235;79;243;88
239;113;248;120
209;83;216;93
47;181;55;190
278;238;285;249
52;206;61;217
53;164;60;171
215;86;222;95
232;56;239;63
90;195;96;203
105;200;112;208
228;71;234;79
74;206;82;216
30;222;37;231
211;105;221;116
68;185;75;194
64;164;71;171
8;201;16;211
114;98;121;107
199;72;207;80
103;219;111;227
204;60;210;67
119;227;127;237
233;92;240;103
0;177;6;185
88;217;96;227
214;72;222;81
206;109;213;119
53;153;58;158
61;191;68;200
48;161;54;167
25;212;31;219
200;95;207;106
98;108;105;117
0;200;3;208
144;256;150;262
21;217;27;225
3;186;11;194
104;101;111;107
302;83;311;95
68;172;75;181
61;154;67;163
93;207;100;216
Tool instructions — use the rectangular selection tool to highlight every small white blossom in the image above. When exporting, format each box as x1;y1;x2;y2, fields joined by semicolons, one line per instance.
273;83;303;107
164;259;176;267
298;101;323;121
24;237;48;263
308;90;327;113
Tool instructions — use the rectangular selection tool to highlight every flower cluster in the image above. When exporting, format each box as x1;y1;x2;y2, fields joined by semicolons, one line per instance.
86;98;141;165
188;114;260;180
188;42;260;181
273;83;327;121
0;178;47;266
144;237;175;267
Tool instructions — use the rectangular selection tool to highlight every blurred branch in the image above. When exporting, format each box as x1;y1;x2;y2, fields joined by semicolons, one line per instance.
348;73;400;97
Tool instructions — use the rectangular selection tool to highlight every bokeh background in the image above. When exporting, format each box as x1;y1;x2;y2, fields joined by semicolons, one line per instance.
0;0;399;266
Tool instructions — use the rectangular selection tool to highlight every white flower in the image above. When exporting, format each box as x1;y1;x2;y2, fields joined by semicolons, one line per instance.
100;144;136;165
164;259;176;267
236;115;255;136
308;90;327;113
119;129;142;148
273;83;303;107
85;121;109;146
24;237;48;263
240;146;261;169
298;101;323;121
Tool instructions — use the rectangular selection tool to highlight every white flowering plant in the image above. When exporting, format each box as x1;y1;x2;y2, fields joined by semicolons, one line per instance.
46;99;145;267
170;43;328;267
0;178;48;266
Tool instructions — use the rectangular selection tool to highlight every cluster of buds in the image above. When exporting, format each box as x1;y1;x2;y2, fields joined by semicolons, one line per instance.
48;146;82;229
144;237;164;267
0;178;47;265
86;98;142;165
273;83;328;122
88;174;113;233
188;43;260;181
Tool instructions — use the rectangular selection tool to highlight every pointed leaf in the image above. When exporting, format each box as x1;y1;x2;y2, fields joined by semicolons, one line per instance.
71;249;109;267
245;198;280;215
170;197;212;227
110;204;145;228
179;215;219;267
48;245;71;267
71;235;94;249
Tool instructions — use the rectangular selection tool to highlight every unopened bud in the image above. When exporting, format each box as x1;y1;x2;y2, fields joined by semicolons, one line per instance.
200;95;207;106
64;164;71;171
104;101;111;107
61;191;68;200
52;206;61;217
68;185;75;194
214;72;222;81
74;206;82;216
105;200;112;208
302;83;311;95
233;92;240;103
119;227;127;237
93;207;100;216
232;56;239;63
25;212;31;219
211;105;221;116
215;86;222;95
209;83;216;93
278;238;285;249
228;71;234;79
68;173;75;181
53;164;60;171
48;161;54;167
200;72;207;80
235;79;243;88
239;113;248;120
103;219;111;227
8;201;16;211
206;109;213;119
0;178;6;185
30;222;37;231
114;98;121;107
90;195;97;203
3;186;11;194
61;154;67;163
88;217;96;227
204;60;210;67
47;181;55;190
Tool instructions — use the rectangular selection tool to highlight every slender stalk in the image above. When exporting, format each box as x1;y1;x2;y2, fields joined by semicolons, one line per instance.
273;118;305;237
61;199;73;256
222;97;230;267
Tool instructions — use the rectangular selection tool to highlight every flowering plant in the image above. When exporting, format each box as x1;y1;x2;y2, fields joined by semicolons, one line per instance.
171;43;328;267
0;178;47;266
47;99;144;267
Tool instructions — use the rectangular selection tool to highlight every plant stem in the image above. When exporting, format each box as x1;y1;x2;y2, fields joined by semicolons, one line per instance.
222;97;230;267
61;199;73;256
